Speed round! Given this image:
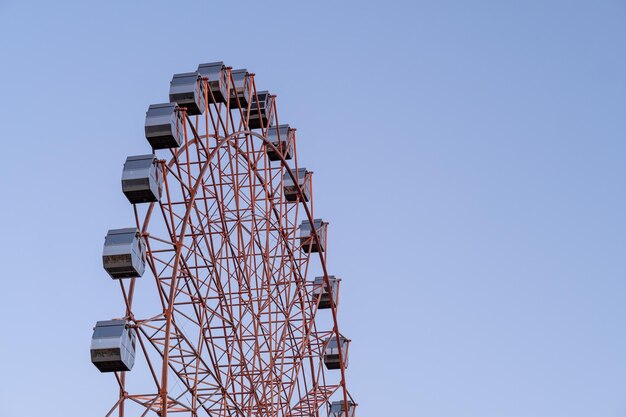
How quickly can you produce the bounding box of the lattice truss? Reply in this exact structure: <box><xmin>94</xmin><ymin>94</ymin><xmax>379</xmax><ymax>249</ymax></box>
<box><xmin>100</xmin><ymin>66</ymin><xmax>354</xmax><ymax>417</ymax></box>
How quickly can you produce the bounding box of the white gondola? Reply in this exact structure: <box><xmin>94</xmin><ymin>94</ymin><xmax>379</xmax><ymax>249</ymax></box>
<box><xmin>323</xmin><ymin>334</ymin><xmax>349</xmax><ymax>370</ymax></box>
<box><xmin>329</xmin><ymin>400</ymin><xmax>356</xmax><ymax>417</ymax></box>
<box><xmin>197</xmin><ymin>61</ymin><xmax>228</xmax><ymax>103</ymax></box>
<box><xmin>90</xmin><ymin>320</ymin><xmax>136</xmax><ymax>372</ymax></box>
<box><xmin>229</xmin><ymin>69</ymin><xmax>250</xmax><ymax>107</ymax></box>
<box><xmin>284</xmin><ymin>168</ymin><xmax>311</xmax><ymax>202</ymax></box>
<box><xmin>313</xmin><ymin>276</ymin><xmax>339</xmax><ymax>309</ymax></box>
<box><xmin>169</xmin><ymin>72</ymin><xmax>205</xmax><ymax>115</ymax></box>
<box><xmin>266</xmin><ymin>124</ymin><xmax>294</xmax><ymax>161</ymax></box>
<box><xmin>299</xmin><ymin>218</ymin><xmax>326</xmax><ymax>253</ymax></box>
<box><xmin>121</xmin><ymin>154</ymin><xmax>162</xmax><ymax>204</ymax></box>
<box><xmin>102</xmin><ymin>228</ymin><xmax>146</xmax><ymax>279</ymax></box>
<box><xmin>144</xmin><ymin>103</ymin><xmax>184</xmax><ymax>149</ymax></box>
<box><xmin>248</xmin><ymin>90</ymin><xmax>274</xmax><ymax>129</ymax></box>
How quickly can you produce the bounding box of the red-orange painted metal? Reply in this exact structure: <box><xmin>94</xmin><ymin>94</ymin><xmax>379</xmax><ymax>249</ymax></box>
<box><xmin>104</xmin><ymin>67</ymin><xmax>355</xmax><ymax>417</ymax></box>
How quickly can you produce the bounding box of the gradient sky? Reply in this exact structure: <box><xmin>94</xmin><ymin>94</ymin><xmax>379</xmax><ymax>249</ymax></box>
<box><xmin>0</xmin><ymin>1</ymin><xmax>625</xmax><ymax>416</ymax></box>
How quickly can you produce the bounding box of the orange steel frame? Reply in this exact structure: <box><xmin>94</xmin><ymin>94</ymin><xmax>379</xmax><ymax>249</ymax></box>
<box><xmin>105</xmin><ymin>68</ymin><xmax>355</xmax><ymax>417</ymax></box>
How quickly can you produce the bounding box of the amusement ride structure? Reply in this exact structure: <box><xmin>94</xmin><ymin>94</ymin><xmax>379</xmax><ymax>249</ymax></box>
<box><xmin>90</xmin><ymin>61</ymin><xmax>356</xmax><ymax>417</ymax></box>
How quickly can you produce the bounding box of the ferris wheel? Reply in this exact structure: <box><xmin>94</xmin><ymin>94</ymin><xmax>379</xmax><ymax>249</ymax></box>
<box><xmin>90</xmin><ymin>61</ymin><xmax>356</xmax><ymax>417</ymax></box>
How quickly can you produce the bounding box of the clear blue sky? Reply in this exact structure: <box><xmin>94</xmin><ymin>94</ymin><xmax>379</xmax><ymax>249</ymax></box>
<box><xmin>0</xmin><ymin>1</ymin><xmax>625</xmax><ymax>416</ymax></box>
